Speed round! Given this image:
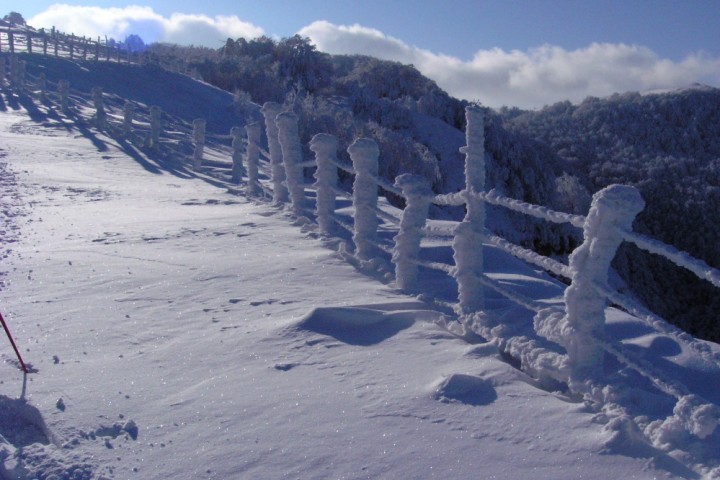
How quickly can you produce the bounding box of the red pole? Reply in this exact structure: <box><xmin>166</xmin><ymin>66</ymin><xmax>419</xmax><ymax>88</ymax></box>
<box><xmin>0</xmin><ymin>311</ymin><xmax>28</xmax><ymax>373</ymax></box>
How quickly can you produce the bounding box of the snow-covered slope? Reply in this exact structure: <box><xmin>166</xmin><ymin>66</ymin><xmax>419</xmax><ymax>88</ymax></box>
<box><xmin>0</xmin><ymin>58</ymin><xmax>719</xmax><ymax>479</ymax></box>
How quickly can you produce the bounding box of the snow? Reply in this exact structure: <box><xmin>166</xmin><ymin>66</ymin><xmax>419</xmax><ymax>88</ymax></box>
<box><xmin>261</xmin><ymin>102</ymin><xmax>288</xmax><ymax>205</ymax></box>
<box><xmin>0</xmin><ymin>57</ymin><xmax>719</xmax><ymax>479</ymax></box>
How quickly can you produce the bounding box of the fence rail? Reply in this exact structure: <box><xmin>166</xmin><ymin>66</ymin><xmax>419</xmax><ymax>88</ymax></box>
<box><xmin>0</xmin><ymin>24</ymin><xmax>140</xmax><ymax>64</ymax></box>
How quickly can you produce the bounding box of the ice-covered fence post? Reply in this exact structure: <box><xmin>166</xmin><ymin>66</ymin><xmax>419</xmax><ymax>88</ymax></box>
<box><xmin>38</xmin><ymin>73</ymin><xmax>47</xmax><ymax>101</ymax></box>
<box><xmin>123</xmin><ymin>100</ymin><xmax>134</xmax><ymax>138</ymax></box>
<box><xmin>92</xmin><ymin>87</ymin><xmax>105</xmax><ymax>129</ymax></box>
<box><xmin>9</xmin><ymin>56</ymin><xmax>19</xmax><ymax>91</ymax></box>
<box><xmin>309</xmin><ymin>133</ymin><xmax>338</xmax><ymax>235</ymax></box>
<box><xmin>275</xmin><ymin>112</ymin><xmax>306</xmax><ymax>215</ymax></box>
<box><xmin>16</xmin><ymin>60</ymin><xmax>25</xmax><ymax>92</ymax></box>
<box><xmin>0</xmin><ymin>60</ymin><xmax>6</xmax><ymax>86</ymax></box>
<box><xmin>245</xmin><ymin>122</ymin><xmax>262</xmax><ymax>197</ymax></box>
<box><xmin>149</xmin><ymin>105</ymin><xmax>162</xmax><ymax>151</ymax></box>
<box><xmin>192</xmin><ymin>118</ymin><xmax>206</xmax><ymax>171</ymax></box>
<box><xmin>261</xmin><ymin>102</ymin><xmax>289</xmax><ymax>204</ymax></box>
<box><xmin>563</xmin><ymin>184</ymin><xmax>645</xmax><ymax>384</ymax></box>
<box><xmin>231</xmin><ymin>126</ymin><xmax>246</xmax><ymax>184</ymax></box>
<box><xmin>393</xmin><ymin>174</ymin><xmax>432</xmax><ymax>292</ymax></box>
<box><xmin>58</xmin><ymin>80</ymin><xmax>70</xmax><ymax>112</ymax></box>
<box><xmin>348</xmin><ymin>138</ymin><xmax>380</xmax><ymax>260</ymax></box>
<box><xmin>452</xmin><ymin>106</ymin><xmax>486</xmax><ymax>314</ymax></box>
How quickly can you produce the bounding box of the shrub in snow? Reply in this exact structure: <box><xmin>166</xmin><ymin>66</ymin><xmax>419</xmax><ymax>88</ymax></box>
<box><xmin>309</xmin><ymin>133</ymin><xmax>338</xmax><ymax>235</ymax></box>
<box><xmin>149</xmin><ymin>106</ymin><xmax>162</xmax><ymax>151</ymax></box>
<box><xmin>453</xmin><ymin>106</ymin><xmax>486</xmax><ymax>314</ymax></box>
<box><xmin>261</xmin><ymin>102</ymin><xmax>289</xmax><ymax>204</ymax></box>
<box><xmin>275</xmin><ymin>112</ymin><xmax>306</xmax><ymax>215</ymax></box>
<box><xmin>392</xmin><ymin>174</ymin><xmax>432</xmax><ymax>292</ymax></box>
<box><xmin>563</xmin><ymin>184</ymin><xmax>645</xmax><ymax>383</ymax></box>
<box><xmin>231</xmin><ymin>126</ymin><xmax>246</xmax><ymax>184</ymax></box>
<box><xmin>244</xmin><ymin>122</ymin><xmax>262</xmax><ymax>197</ymax></box>
<box><xmin>192</xmin><ymin>119</ymin><xmax>206</xmax><ymax>171</ymax></box>
<box><xmin>348</xmin><ymin>138</ymin><xmax>379</xmax><ymax>260</ymax></box>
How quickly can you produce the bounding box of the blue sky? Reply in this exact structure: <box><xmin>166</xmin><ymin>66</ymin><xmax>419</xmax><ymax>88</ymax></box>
<box><xmin>17</xmin><ymin>1</ymin><xmax>720</xmax><ymax>108</ymax></box>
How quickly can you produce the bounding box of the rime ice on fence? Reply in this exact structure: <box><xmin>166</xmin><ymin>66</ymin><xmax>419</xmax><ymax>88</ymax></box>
<box><xmin>230</xmin><ymin>127</ymin><xmax>246</xmax><ymax>184</ymax></box>
<box><xmin>348</xmin><ymin>138</ymin><xmax>380</xmax><ymax>260</ymax></box>
<box><xmin>92</xmin><ymin>87</ymin><xmax>105</xmax><ymax>129</ymax></box>
<box><xmin>563</xmin><ymin>184</ymin><xmax>645</xmax><ymax>383</ymax></box>
<box><xmin>310</xmin><ymin>133</ymin><xmax>339</xmax><ymax>235</ymax></box>
<box><xmin>192</xmin><ymin>119</ymin><xmax>206</xmax><ymax>171</ymax></box>
<box><xmin>58</xmin><ymin>80</ymin><xmax>70</xmax><ymax>112</ymax></box>
<box><xmin>452</xmin><ymin>106</ymin><xmax>486</xmax><ymax>314</ymax></box>
<box><xmin>149</xmin><ymin>106</ymin><xmax>162</xmax><ymax>151</ymax></box>
<box><xmin>261</xmin><ymin>102</ymin><xmax>289</xmax><ymax>204</ymax></box>
<box><xmin>123</xmin><ymin>101</ymin><xmax>134</xmax><ymax>138</ymax></box>
<box><xmin>393</xmin><ymin>174</ymin><xmax>432</xmax><ymax>292</ymax></box>
<box><xmin>245</xmin><ymin>122</ymin><xmax>262</xmax><ymax>197</ymax></box>
<box><xmin>275</xmin><ymin>112</ymin><xmax>306</xmax><ymax>215</ymax></box>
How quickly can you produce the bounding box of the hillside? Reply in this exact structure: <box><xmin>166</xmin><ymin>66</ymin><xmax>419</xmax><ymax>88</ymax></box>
<box><xmin>0</xmin><ymin>51</ymin><xmax>718</xmax><ymax>479</ymax></box>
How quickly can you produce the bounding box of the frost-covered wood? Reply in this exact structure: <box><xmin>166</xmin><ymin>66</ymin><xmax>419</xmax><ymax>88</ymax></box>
<box><xmin>245</xmin><ymin>122</ymin><xmax>262</xmax><ymax>197</ymax></box>
<box><xmin>275</xmin><ymin>112</ymin><xmax>306</xmax><ymax>215</ymax></box>
<box><xmin>149</xmin><ymin>106</ymin><xmax>162</xmax><ymax>151</ymax></box>
<box><xmin>309</xmin><ymin>133</ymin><xmax>338</xmax><ymax>235</ymax></box>
<box><xmin>393</xmin><ymin>174</ymin><xmax>432</xmax><ymax>292</ymax></box>
<box><xmin>452</xmin><ymin>106</ymin><xmax>486</xmax><ymax>314</ymax></box>
<box><xmin>58</xmin><ymin>80</ymin><xmax>70</xmax><ymax>112</ymax></box>
<box><xmin>92</xmin><ymin>87</ymin><xmax>105</xmax><ymax>130</ymax></box>
<box><xmin>261</xmin><ymin>102</ymin><xmax>288</xmax><ymax>204</ymax></box>
<box><xmin>231</xmin><ymin>126</ymin><xmax>246</xmax><ymax>184</ymax></box>
<box><xmin>192</xmin><ymin>118</ymin><xmax>206</xmax><ymax>171</ymax></box>
<box><xmin>563</xmin><ymin>184</ymin><xmax>645</xmax><ymax>383</ymax></box>
<box><xmin>123</xmin><ymin>101</ymin><xmax>134</xmax><ymax>138</ymax></box>
<box><xmin>348</xmin><ymin>138</ymin><xmax>380</xmax><ymax>260</ymax></box>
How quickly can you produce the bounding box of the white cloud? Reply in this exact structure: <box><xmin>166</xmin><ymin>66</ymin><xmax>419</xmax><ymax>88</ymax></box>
<box><xmin>29</xmin><ymin>4</ymin><xmax>264</xmax><ymax>48</ymax></box>
<box><xmin>299</xmin><ymin>20</ymin><xmax>720</xmax><ymax>109</ymax></box>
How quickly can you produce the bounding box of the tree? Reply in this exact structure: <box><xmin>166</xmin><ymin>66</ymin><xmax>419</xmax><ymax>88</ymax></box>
<box><xmin>3</xmin><ymin>11</ymin><xmax>26</xmax><ymax>25</ymax></box>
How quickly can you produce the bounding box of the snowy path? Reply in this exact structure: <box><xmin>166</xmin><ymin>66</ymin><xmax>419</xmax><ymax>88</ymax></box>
<box><xmin>0</xmin><ymin>101</ymin><xmax>709</xmax><ymax>479</ymax></box>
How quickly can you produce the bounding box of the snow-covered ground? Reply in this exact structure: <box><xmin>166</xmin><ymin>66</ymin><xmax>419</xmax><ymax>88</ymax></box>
<box><xmin>0</xmin><ymin>58</ymin><xmax>719</xmax><ymax>479</ymax></box>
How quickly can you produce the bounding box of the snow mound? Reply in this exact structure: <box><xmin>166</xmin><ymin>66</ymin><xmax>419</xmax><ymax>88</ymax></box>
<box><xmin>292</xmin><ymin>307</ymin><xmax>415</xmax><ymax>346</ymax></box>
<box><xmin>432</xmin><ymin>373</ymin><xmax>498</xmax><ymax>406</ymax></box>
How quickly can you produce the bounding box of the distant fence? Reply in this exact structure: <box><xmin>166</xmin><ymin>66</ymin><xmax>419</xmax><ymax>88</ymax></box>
<box><xmin>0</xmin><ymin>23</ymin><xmax>140</xmax><ymax>64</ymax></box>
<box><xmin>3</xmin><ymin>63</ymin><xmax>719</xmax><ymax>452</ymax></box>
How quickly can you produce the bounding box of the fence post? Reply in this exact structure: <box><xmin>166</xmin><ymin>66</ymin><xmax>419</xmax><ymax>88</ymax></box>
<box><xmin>38</xmin><ymin>72</ymin><xmax>47</xmax><ymax>100</ymax></box>
<box><xmin>0</xmin><ymin>59</ymin><xmax>5</xmax><ymax>85</ymax></box>
<box><xmin>393</xmin><ymin>174</ymin><xmax>432</xmax><ymax>292</ymax></box>
<box><xmin>92</xmin><ymin>87</ymin><xmax>105</xmax><ymax>129</ymax></box>
<box><xmin>261</xmin><ymin>102</ymin><xmax>289</xmax><ymax>204</ymax></box>
<box><xmin>563</xmin><ymin>184</ymin><xmax>645</xmax><ymax>384</ymax></box>
<box><xmin>123</xmin><ymin>100</ymin><xmax>134</xmax><ymax>138</ymax></box>
<box><xmin>348</xmin><ymin>138</ymin><xmax>380</xmax><ymax>260</ymax></box>
<box><xmin>245</xmin><ymin>122</ymin><xmax>262</xmax><ymax>197</ymax></box>
<box><xmin>26</xmin><ymin>31</ymin><xmax>32</xmax><ymax>54</ymax></box>
<box><xmin>309</xmin><ymin>133</ymin><xmax>338</xmax><ymax>235</ymax></box>
<box><xmin>192</xmin><ymin>118</ymin><xmax>206</xmax><ymax>171</ymax></box>
<box><xmin>452</xmin><ymin>106</ymin><xmax>486</xmax><ymax>314</ymax></box>
<box><xmin>58</xmin><ymin>79</ymin><xmax>69</xmax><ymax>112</ymax></box>
<box><xmin>150</xmin><ymin>105</ymin><xmax>162</xmax><ymax>151</ymax></box>
<box><xmin>231</xmin><ymin>126</ymin><xmax>246</xmax><ymax>184</ymax></box>
<box><xmin>69</xmin><ymin>34</ymin><xmax>74</xmax><ymax>59</ymax></box>
<box><xmin>275</xmin><ymin>112</ymin><xmax>306</xmax><ymax>215</ymax></box>
<box><xmin>8</xmin><ymin>31</ymin><xmax>14</xmax><ymax>54</ymax></box>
